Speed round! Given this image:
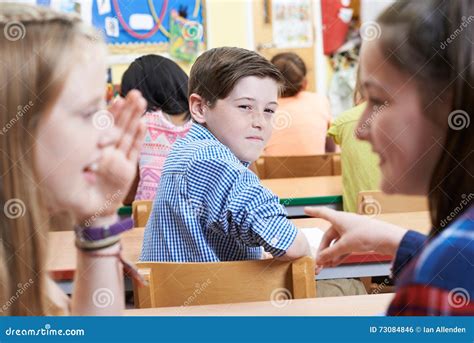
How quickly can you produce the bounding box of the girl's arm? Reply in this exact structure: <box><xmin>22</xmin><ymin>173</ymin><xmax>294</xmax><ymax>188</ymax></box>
<box><xmin>67</xmin><ymin>91</ymin><xmax>147</xmax><ymax>315</ymax></box>
<box><xmin>71</xmin><ymin>215</ymin><xmax>124</xmax><ymax>316</ymax></box>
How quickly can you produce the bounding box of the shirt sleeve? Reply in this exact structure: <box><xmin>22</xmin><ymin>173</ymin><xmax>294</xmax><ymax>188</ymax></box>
<box><xmin>185</xmin><ymin>148</ymin><xmax>297</xmax><ymax>257</ymax></box>
<box><xmin>327</xmin><ymin>122</ymin><xmax>341</xmax><ymax>145</ymax></box>
<box><xmin>387</xmin><ymin>284</ymin><xmax>474</xmax><ymax>316</ymax></box>
<box><xmin>391</xmin><ymin>230</ymin><xmax>426</xmax><ymax>279</ymax></box>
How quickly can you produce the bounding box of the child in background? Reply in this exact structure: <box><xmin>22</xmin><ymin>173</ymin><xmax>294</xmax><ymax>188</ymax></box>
<box><xmin>327</xmin><ymin>70</ymin><xmax>381</xmax><ymax>213</ymax></box>
<box><xmin>141</xmin><ymin>47</ymin><xmax>311</xmax><ymax>263</ymax></box>
<box><xmin>264</xmin><ymin>52</ymin><xmax>335</xmax><ymax>156</ymax></box>
<box><xmin>120</xmin><ymin>55</ymin><xmax>192</xmax><ymax>202</ymax></box>
<box><xmin>0</xmin><ymin>4</ymin><xmax>146</xmax><ymax>315</ymax></box>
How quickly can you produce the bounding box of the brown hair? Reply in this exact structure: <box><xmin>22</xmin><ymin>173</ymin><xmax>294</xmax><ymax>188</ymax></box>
<box><xmin>188</xmin><ymin>47</ymin><xmax>284</xmax><ymax>107</ymax></box>
<box><xmin>377</xmin><ymin>0</ymin><xmax>474</xmax><ymax>233</ymax></box>
<box><xmin>353</xmin><ymin>65</ymin><xmax>365</xmax><ymax>105</ymax></box>
<box><xmin>271</xmin><ymin>52</ymin><xmax>307</xmax><ymax>98</ymax></box>
<box><xmin>0</xmin><ymin>4</ymin><xmax>103</xmax><ymax>315</ymax></box>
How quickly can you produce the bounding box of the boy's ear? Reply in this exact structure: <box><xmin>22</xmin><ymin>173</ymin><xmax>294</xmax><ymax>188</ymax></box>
<box><xmin>189</xmin><ymin>93</ymin><xmax>207</xmax><ymax>124</ymax></box>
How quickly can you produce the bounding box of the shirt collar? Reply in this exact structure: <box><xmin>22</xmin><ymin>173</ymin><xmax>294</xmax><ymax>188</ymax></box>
<box><xmin>187</xmin><ymin>122</ymin><xmax>219</xmax><ymax>141</ymax></box>
<box><xmin>187</xmin><ymin>123</ymin><xmax>251</xmax><ymax>167</ymax></box>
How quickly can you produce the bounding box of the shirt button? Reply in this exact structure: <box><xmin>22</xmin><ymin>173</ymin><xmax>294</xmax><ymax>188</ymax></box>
<box><xmin>270</xmin><ymin>236</ymin><xmax>279</xmax><ymax>245</ymax></box>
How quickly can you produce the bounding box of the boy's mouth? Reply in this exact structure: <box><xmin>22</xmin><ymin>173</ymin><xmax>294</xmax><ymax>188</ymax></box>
<box><xmin>246</xmin><ymin>136</ymin><xmax>264</xmax><ymax>141</ymax></box>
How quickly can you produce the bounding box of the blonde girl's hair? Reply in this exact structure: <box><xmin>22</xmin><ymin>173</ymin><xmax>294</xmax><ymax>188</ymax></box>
<box><xmin>0</xmin><ymin>3</ymin><xmax>103</xmax><ymax>315</ymax></box>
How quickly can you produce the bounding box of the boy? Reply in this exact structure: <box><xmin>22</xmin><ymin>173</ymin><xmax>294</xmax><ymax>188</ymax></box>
<box><xmin>141</xmin><ymin>47</ymin><xmax>311</xmax><ymax>262</ymax></box>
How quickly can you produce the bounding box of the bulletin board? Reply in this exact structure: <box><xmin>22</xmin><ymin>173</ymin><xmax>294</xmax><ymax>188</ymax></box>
<box><xmin>36</xmin><ymin>0</ymin><xmax>206</xmax><ymax>58</ymax></box>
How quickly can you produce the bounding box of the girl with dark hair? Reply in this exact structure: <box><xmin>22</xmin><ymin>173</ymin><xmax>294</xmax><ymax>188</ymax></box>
<box><xmin>306</xmin><ymin>0</ymin><xmax>473</xmax><ymax>315</ymax></box>
<box><xmin>121</xmin><ymin>54</ymin><xmax>192</xmax><ymax>202</ymax></box>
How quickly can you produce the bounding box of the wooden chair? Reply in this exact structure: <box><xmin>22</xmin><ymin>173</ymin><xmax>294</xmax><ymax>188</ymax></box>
<box><xmin>133</xmin><ymin>256</ymin><xmax>316</xmax><ymax>308</ymax></box>
<box><xmin>357</xmin><ymin>191</ymin><xmax>428</xmax><ymax>215</ymax></box>
<box><xmin>255</xmin><ymin>153</ymin><xmax>341</xmax><ymax>179</ymax></box>
<box><xmin>132</xmin><ymin>200</ymin><xmax>153</xmax><ymax>227</ymax></box>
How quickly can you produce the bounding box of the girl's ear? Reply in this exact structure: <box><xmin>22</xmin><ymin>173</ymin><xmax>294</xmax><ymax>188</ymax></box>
<box><xmin>189</xmin><ymin>93</ymin><xmax>207</xmax><ymax>124</ymax></box>
<box><xmin>300</xmin><ymin>78</ymin><xmax>308</xmax><ymax>92</ymax></box>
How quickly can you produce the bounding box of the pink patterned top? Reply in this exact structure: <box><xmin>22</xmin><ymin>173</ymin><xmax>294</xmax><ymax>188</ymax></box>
<box><xmin>135</xmin><ymin>110</ymin><xmax>192</xmax><ymax>201</ymax></box>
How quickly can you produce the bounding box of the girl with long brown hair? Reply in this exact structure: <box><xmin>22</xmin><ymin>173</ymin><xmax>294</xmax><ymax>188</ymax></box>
<box><xmin>0</xmin><ymin>4</ymin><xmax>146</xmax><ymax>315</ymax></box>
<box><xmin>306</xmin><ymin>0</ymin><xmax>473</xmax><ymax>315</ymax></box>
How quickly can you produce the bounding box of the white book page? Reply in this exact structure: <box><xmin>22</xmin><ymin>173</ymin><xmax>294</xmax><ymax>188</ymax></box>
<box><xmin>300</xmin><ymin>228</ymin><xmax>325</xmax><ymax>256</ymax></box>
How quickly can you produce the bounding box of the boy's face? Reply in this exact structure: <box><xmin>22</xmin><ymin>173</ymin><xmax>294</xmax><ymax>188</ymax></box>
<box><xmin>195</xmin><ymin>76</ymin><xmax>279</xmax><ymax>163</ymax></box>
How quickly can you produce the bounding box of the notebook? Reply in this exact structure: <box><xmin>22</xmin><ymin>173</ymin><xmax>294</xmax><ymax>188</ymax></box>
<box><xmin>301</xmin><ymin>228</ymin><xmax>325</xmax><ymax>256</ymax></box>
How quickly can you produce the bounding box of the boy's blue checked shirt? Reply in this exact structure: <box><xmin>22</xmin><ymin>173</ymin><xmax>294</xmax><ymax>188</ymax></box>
<box><xmin>140</xmin><ymin>123</ymin><xmax>298</xmax><ymax>262</ymax></box>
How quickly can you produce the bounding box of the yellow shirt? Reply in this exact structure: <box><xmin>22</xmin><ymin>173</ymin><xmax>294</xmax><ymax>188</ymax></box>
<box><xmin>264</xmin><ymin>91</ymin><xmax>331</xmax><ymax>156</ymax></box>
<box><xmin>327</xmin><ymin>103</ymin><xmax>381</xmax><ymax>212</ymax></box>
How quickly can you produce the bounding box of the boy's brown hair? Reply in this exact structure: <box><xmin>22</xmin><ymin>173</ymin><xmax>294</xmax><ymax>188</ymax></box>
<box><xmin>188</xmin><ymin>47</ymin><xmax>284</xmax><ymax>107</ymax></box>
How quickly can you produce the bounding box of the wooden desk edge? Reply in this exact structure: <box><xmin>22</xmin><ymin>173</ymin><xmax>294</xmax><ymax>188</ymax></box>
<box><xmin>124</xmin><ymin>293</ymin><xmax>394</xmax><ymax>316</ymax></box>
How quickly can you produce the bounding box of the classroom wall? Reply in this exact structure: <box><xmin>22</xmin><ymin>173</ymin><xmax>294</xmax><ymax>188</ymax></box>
<box><xmin>110</xmin><ymin>0</ymin><xmax>253</xmax><ymax>84</ymax></box>
<box><xmin>206</xmin><ymin>0</ymin><xmax>253</xmax><ymax>49</ymax></box>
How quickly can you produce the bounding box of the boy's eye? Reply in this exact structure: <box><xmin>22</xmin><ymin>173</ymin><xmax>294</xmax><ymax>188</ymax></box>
<box><xmin>238</xmin><ymin>105</ymin><xmax>252</xmax><ymax>111</ymax></box>
<box><xmin>264</xmin><ymin>108</ymin><xmax>275</xmax><ymax>114</ymax></box>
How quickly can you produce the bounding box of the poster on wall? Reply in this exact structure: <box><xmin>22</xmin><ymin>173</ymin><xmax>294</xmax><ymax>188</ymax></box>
<box><xmin>35</xmin><ymin>0</ymin><xmax>205</xmax><ymax>53</ymax></box>
<box><xmin>272</xmin><ymin>0</ymin><xmax>313</xmax><ymax>48</ymax></box>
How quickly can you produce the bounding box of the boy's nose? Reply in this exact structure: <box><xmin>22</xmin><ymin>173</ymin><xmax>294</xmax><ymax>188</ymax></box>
<box><xmin>251</xmin><ymin>111</ymin><xmax>264</xmax><ymax>129</ymax></box>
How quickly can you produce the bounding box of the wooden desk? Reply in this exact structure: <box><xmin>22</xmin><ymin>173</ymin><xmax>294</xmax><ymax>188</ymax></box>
<box><xmin>261</xmin><ymin>176</ymin><xmax>343</xmax><ymax>216</ymax></box>
<box><xmin>48</xmin><ymin>227</ymin><xmax>145</xmax><ymax>282</ymax></box>
<box><xmin>118</xmin><ymin>176</ymin><xmax>343</xmax><ymax>217</ymax></box>
<box><xmin>125</xmin><ymin>293</ymin><xmax>394</xmax><ymax>316</ymax></box>
<box><xmin>48</xmin><ymin>212</ymin><xmax>431</xmax><ymax>284</ymax></box>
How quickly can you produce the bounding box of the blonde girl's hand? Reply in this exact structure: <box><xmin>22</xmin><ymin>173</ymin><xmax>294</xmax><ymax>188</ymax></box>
<box><xmin>82</xmin><ymin>90</ymin><xmax>146</xmax><ymax>224</ymax></box>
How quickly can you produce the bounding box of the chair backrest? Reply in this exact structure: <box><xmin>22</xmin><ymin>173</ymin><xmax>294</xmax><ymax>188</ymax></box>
<box><xmin>133</xmin><ymin>256</ymin><xmax>316</xmax><ymax>308</ymax></box>
<box><xmin>256</xmin><ymin>153</ymin><xmax>341</xmax><ymax>179</ymax></box>
<box><xmin>357</xmin><ymin>191</ymin><xmax>428</xmax><ymax>215</ymax></box>
<box><xmin>132</xmin><ymin>200</ymin><xmax>153</xmax><ymax>227</ymax></box>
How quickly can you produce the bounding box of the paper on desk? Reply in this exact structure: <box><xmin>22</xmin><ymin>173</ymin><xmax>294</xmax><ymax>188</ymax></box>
<box><xmin>300</xmin><ymin>228</ymin><xmax>324</xmax><ymax>256</ymax></box>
